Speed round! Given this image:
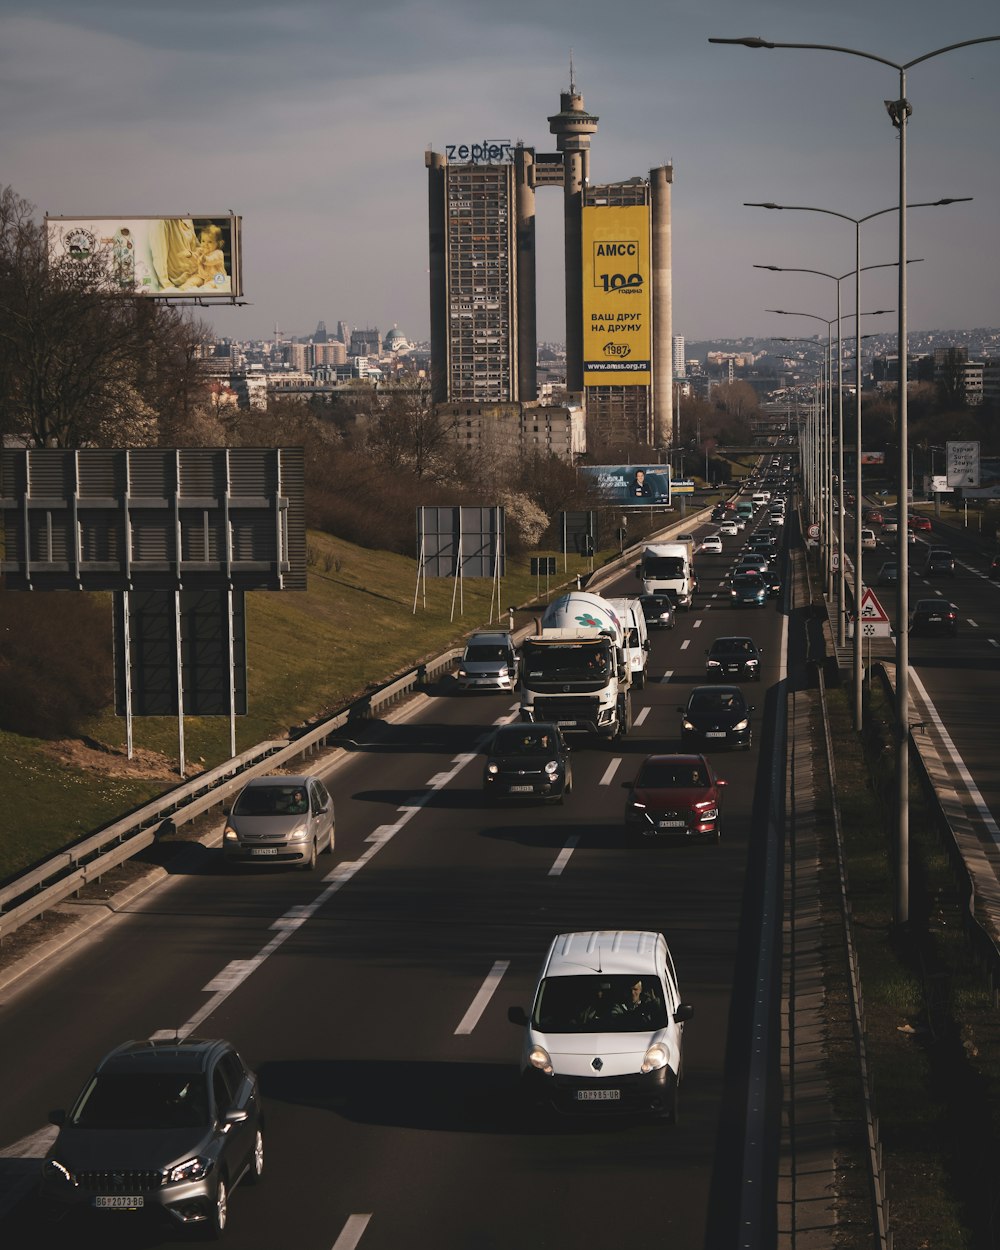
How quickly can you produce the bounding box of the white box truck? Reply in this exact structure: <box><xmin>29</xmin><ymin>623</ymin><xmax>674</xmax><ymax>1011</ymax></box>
<box><xmin>637</xmin><ymin>541</ymin><xmax>698</xmax><ymax>609</ymax></box>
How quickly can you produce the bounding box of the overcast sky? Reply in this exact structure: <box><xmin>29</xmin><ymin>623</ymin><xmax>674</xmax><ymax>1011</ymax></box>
<box><xmin>3</xmin><ymin>0</ymin><xmax>998</xmax><ymax>346</ymax></box>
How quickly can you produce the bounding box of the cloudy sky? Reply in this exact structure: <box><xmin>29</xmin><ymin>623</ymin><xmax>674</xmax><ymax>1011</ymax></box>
<box><xmin>3</xmin><ymin>0</ymin><xmax>998</xmax><ymax>346</ymax></box>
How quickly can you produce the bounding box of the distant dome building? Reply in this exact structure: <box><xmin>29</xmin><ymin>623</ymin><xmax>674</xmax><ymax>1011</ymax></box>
<box><xmin>384</xmin><ymin>325</ymin><xmax>411</xmax><ymax>353</ymax></box>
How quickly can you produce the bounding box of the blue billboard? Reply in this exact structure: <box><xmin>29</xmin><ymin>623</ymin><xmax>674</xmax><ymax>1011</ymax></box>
<box><xmin>579</xmin><ymin>464</ymin><xmax>672</xmax><ymax>508</ymax></box>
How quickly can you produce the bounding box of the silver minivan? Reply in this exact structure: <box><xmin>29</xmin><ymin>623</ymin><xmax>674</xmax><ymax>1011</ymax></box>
<box><xmin>455</xmin><ymin>631</ymin><xmax>519</xmax><ymax>692</ymax></box>
<box><xmin>223</xmin><ymin>775</ymin><xmax>334</xmax><ymax>870</ymax></box>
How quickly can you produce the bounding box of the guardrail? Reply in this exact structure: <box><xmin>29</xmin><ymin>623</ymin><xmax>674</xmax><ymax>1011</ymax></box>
<box><xmin>0</xmin><ymin>505</ymin><xmax>714</xmax><ymax>945</ymax></box>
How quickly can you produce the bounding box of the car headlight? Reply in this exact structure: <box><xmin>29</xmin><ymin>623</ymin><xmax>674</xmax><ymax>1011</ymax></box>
<box><xmin>694</xmin><ymin>806</ymin><xmax>718</xmax><ymax>820</ymax></box>
<box><xmin>43</xmin><ymin>1158</ymin><xmax>75</xmax><ymax>1185</ymax></box>
<box><xmin>733</xmin><ymin>719</ymin><xmax>749</xmax><ymax>731</ymax></box>
<box><xmin>641</xmin><ymin>1044</ymin><xmax>669</xmax><ymax>1074</ymax></box>
<box><xmin>457</xmin><ymin>669</ymin><xmax>467</xmax><ymax>678</ymax></box>
<box><xmin>745</xmin><ymin>658</ymin><xmax>758</xmax><ymax>667</ymax></box>
<box><xmin>682</xmin><ymin>719</ymin><xmax>696</xmax><ymax>731</ymax></box>
<box><xmin>528</xmin><ymin>1045</ymin><xmax>553</xmax><ymax>1075</ymax></box>
<box><xmin>287</xmin><ymin>824</ymin><xmax>309</xmax><ymax>840</ymax></box>
<box><xmin>730</xmin><ymin>589</ymin><xmax>738</xmax><ymax>598</ymax></box>
<box><xmin>486</xmin><ymin>762</ymin><xmax>499</xmax><ymax>776</ymax></box>
<box><xmin>707</xmin><ymin>660</ymin><xmax>721</xmax><ymax>669</ymax></box>
<box><xmin>223</xmin><ymin>825</ymin><xmax>239</xmax><ymax>841</ymax></box>
<box><xmin>166</xmin><ymin>1155</ymin><xmax>212</xmax><ymax>1184</ymax></box>
<box><xmin>544</xmin><ymin>760</ymin><xmax>559</xmax><ymax>776</ymax></box>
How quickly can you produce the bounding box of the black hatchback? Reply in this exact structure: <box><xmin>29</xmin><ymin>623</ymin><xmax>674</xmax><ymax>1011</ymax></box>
<box><xmin>705</xmin><ymin>636</ymin><xmax>763</xmax><ymax>681</ymax></box>
<box><xmin>639</xmin><ymin>593</ymin><xmax>676</xmax><ymax>630</ymax></box>
<box><xmin>679</xmin><ymin>685</ymin><xmax>754</xmax><ymax>751</ymax></box>
<box><xmin>483</xmin><ymin>722</ymin><xmax>573</xmax><ymax>804</ymax></box>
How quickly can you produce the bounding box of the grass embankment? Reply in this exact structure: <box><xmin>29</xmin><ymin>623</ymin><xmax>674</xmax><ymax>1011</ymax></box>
<box><xmin>0</xmin><ymin>530</ymin><xmax>605</xmax><ymax>882</ymax></box>
<box><xmin>824</xmin><ymin>684</ymin><xmax>1000</xmax><ymax>1249</ymax></box>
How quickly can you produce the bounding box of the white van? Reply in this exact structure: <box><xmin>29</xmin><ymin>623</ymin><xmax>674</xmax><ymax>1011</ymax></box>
<box><xmin>607</xmin><ymin>596</ymin><xmax>650</xmax><ymax>689</ymax></box>
<box><xmin>752</xmin><ymin>491</ymin><xmax>771</xmax><ymax>507</ymax></box>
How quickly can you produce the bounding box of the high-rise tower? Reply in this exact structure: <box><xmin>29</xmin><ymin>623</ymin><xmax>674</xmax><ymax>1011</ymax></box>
<box><xmin>548</xmin><ymin>73</ymin><xmax>599</xmax><ymax>395</ymax></box>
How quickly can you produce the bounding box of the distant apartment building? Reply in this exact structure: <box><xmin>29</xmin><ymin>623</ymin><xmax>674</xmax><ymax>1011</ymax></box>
<box><xmin>437</xmin><ymin>400</ymin><xmax>585</xmax><ymax>462</ymax></box>
<box><xmin>672</xmin><ymin>335</ymin><xmax>685</xmax><ymax>378</ymax></box>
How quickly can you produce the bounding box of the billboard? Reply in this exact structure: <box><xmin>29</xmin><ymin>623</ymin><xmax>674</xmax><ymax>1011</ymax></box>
<box><xmin>46</xmin><ymin>215</ymin><xmax>242</xmax><ymax>299</ymax></box>
<box><xmin>582</xmin><ymin>205</ymin><xmax>651</xmax><ymax>387</ymax></box>
<box><xmin>579</xmin><ymin>464</ymin><xmax>671</xmax><ymax>508</ymax></box>
<box><xmin>860</xmin><ymin>451</ymin><xmax>886</xmax><ymax>465</ymax></box>
<box><xmin>946</xmin><ymin>440</ymin><xmax>980</xmax><ymax>488</ymax></box>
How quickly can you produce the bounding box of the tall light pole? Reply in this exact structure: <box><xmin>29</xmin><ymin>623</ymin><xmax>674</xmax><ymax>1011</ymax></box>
<box><xmin>746</xmin><ymin>201</ymin><xmax>969</xmax><ymax>730</ymax></box>
<box><xmin>712</xmin><ymin>32</ymin><xmax>999</xmax><ymax>927</ymax></box>
<box><xmin>755</xmin><ymin>260</ymin><xmax>922</xmax><ymax>652</ymax></box>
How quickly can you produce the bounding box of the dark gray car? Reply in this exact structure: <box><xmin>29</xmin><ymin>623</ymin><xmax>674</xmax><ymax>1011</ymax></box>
<box><xmin>41</xmin><ymin>1037</ymin><xmax>263</xmax><ymax>1239</ymax></box>
<box><xmin>223</xmin><ymin>775</ymin><xmax>334</xmax><ymax>869</ymax></box>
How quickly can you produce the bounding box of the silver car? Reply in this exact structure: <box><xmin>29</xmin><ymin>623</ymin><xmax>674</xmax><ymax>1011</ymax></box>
<box><xmin>223</xmin><ymin>775</ymin><xmax>334</xmax><ymax>870</ymax></box>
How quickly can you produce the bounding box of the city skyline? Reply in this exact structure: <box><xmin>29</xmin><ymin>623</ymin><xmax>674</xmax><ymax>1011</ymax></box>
<box><xmin>3</xmin><ymin>1</ymin><xmax>998</xmax><ymax>347</ymax></box>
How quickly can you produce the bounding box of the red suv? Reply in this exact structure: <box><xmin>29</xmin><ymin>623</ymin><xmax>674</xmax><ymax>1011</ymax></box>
<box><xmin>623</xmin><ymin>753</ymin><xmax>727</xmax><ymax>843</ymax></box>
<box><xmin>864</xmin><ymin>508</ymin><xmax>883</xmax><ymax>525</ymax></box>
<box><xmin>908</xmin><ymin>514</ymin><xmax>932</xmax><ymax>532</ymax></box>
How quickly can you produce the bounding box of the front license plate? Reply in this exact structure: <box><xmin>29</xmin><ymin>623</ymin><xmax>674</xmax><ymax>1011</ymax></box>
<box><xmin>94</xmin><ymin>1196</ymin><xmax>144</xmax><ymax>1209</ymax></box>
<box><xmin>706</xmin><ymin>731</ymin><xmax>726</xmax><ymax>738</ymax></box>
<box><xmin>251</xmin><ymin>847</ymin><xmax>279</xmax><ymax>856</ymax></box>
<box><xmin>658</xmin><ymin>820</ymin><xmax>687</xmax><ymax>829</ymax></box>
<box><xmin>575</xmin><ymin>1089</ymin><xmax>620</xmax><ymax>1101</ymax></box>
<box><xmin>509</xmin><ymin>785</ymin><xmax>533</xmax><ymax>793</ymax></box>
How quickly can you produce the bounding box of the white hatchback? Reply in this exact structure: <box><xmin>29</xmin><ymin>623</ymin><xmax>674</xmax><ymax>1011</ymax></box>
<box><xmin>509</xmin><ymin>930</ymin><xmax>693</xmax><ymax>1121</ymax></box>
<box><xmin>700</xmin><ymin>534</ymin><xmax>723</xmax><ymax>554</ymax></box>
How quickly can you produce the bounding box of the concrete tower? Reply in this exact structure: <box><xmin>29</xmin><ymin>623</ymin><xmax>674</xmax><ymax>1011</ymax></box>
<box><xmin>548</xmin><ymin>72</ymin><xmax>598</xmax><ymax>394</ymax></box>
<box><xmin>650</xmin><ymin>164</ymin><xmax>674</xmax><ymax>449</ymax></box>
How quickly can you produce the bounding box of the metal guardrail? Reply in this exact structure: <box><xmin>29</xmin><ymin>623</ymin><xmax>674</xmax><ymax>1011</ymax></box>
<box><xmin>0</xmin><ymin>505</ymin><xmax>716</xmax><ymax>944</ymax></box>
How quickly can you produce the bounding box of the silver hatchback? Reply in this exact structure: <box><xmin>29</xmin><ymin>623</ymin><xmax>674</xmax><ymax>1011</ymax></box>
<box><xmin>223</xmin><ymin>775</ymin><xmax>334</xmax><ymax>870</ymax></box>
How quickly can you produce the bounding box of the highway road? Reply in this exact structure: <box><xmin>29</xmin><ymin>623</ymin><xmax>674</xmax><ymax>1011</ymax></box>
<box><xmin>0</xmin><ymin>509</ymin><xmax>795</xmax><ymax>1249</ymax></box>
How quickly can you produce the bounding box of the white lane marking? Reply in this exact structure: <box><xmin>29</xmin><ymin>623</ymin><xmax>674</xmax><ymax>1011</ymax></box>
<box><xmin>331</xmin><ymin>1214</ymin><xmax>373</xmax><ymax>1249</ymax></box>
<box><xmin>661</xmin><ymin>669</ymin><xmax>674</xmax><ymax>683</ymax></box>
<box><xmin>202</xmin><ymin>959</ymin><xmax>259</xmax><ymax>993</ymax></box>
<box><xmin>600</xmin><ymin>760</ymin><xmax>621</xmax><ymax>786</ymax></box>
<box><xmin>454</xmin><ymin>960</ymin><xmax>510</xmax><ymax>1035</ymax></box>
<box><xmin>680</xmin><ymin>639</ymin><xmax>690</xmax><ymax>651</ymax></box>
<box><xmin>0</xmin><ymin>1125</ymin><xmax>58</xmax><ymax>1158</ymax></box>
<box><xmin>634</xmin><ymin>706</ymin><xmax>650</xmax><ymax>727</ymax></box>
<box><xmin>693</xmin><ymin>619</ymin><xmax>702</xmax><ymax>628</ymax></box>
<box><xmin>909</xmin><ymin>669</ymin><xmax>1000</xmax><ymax>842</ymax></box>
<box><xmin>967</xmin><ymin>619</ymin><xmax>979</xmax><ymax>628</ymax></box>
<box><xmin>549</xmin><ymin>834</ymin><xmax>580</xmax><ymax>878</ymax></box>
<box><xmin>990</xmin><ymin>638</ymin><xmax>999</xmax><ymax>648</ymax></box>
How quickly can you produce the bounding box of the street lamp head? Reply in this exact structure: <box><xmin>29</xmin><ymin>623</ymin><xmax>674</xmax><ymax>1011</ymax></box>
<box><xmin>744</xmin><ymin>201</ymin><xmax>784</xmax><ymax>210</ymax></box>
<box><xmin>709</xmin><ymin>36</ymin><xmax>775</xmax><ymax>48</ymax></box>
<box><xmin>754</xmin><ymin>264</ymin><xmax>782</xmax><ymax>271</ymax></box>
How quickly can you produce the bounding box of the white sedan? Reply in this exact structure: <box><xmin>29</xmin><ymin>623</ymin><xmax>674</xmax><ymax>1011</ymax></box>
<box><xmin>718</xmin><ymin>520</ymin><xmax>740</xmax><ymax>536</ymax></box>
<box><xmin>700</xmin><ymin>534</ymin><xmax>723</xmax><ymax>554</ymax></box>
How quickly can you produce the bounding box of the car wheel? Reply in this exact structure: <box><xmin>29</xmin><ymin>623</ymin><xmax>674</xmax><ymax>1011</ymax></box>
<box><xmin>665</xmin><ymin>1081</ymin><xmax>679</xmax><ymax>1125</ymax></box>
<box><xmin>300</xmin><ymin>838</ymin><xmax>317</xmax><ymax>872</ymax></box>
<box><xmin>247</xmin><ymin>1127</ymin><xmax>264</xmax><ymax>1185</ymax></box>
<box><xmin>323</xmin><ymin>827</ymin><xmax>335</xmax><ymax>854</ymax></box>
<box><xmin>207</xmin><ymin>1176</ymin><xmax>228</xmax><ymax>1240</ymax></box>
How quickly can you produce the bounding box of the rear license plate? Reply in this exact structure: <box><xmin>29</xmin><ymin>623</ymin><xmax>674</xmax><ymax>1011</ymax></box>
<box><xmin>94</xmin><ymin>1196</ymin><xmax>144</xmax><ymax>1209</ymax></box>
<box><xmin>927</xmin><ymin>616</ymin><xmax>942</xmax><ymax>623</ymax></box>
<box><xmin>509</xmin><ymin>785</ymin><xmax>533</xmax><ymax>793</ymax></box>
<box><xmin>251</xmin><ymin>847</ymin><xmax>279</xmax><ymax>856</ymax></box>
<box><xmin>706</xmin><ymin>731</ymin><xmax>726</xmax><ymax>738</ymax></box>
<box><xmin>575</xmin><ymin>1089</ymin><xmax>620</xmax><ymax>1101</ymax></box>
<box><xmin>658</xmin><ymin>820</ymin><xmax>687</xmax><ymax>829</ymax></box>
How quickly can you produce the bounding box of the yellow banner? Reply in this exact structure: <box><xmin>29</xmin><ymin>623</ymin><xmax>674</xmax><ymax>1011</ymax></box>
<box><xmin>582</xmin><ymin>204</ymin><xmax>651</xmax><ymax>387</ymax></box>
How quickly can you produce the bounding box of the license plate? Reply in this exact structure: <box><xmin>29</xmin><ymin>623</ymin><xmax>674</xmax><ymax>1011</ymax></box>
<box><xmin>658</xmin><ymin>820</ymin><xmax>687</xmax><ymax>828</ymax></box>
<box><xmin>251</xmin><ymin>847</ymin><xmax>279</xmax><ymax>856</ymax></box>
<box><xmin>927</xmin><ymin>616</ymin><xmax>941</xmax><ymax>623</ymax></box>
<box><xmin>706</xmin><ymin>731</ymin><xmax>726</xmax><ymax>738</ymax></box>
<box><xmin>575</xmin><ymin>1089</ymin><xmax>620</xmax><ymax>1101</ymax></box>
<box><xmin>94</xmin><ymin>1196</ymin><xmax>144</xmax><ymax>1209</ymax></box>
<box><xmin>509</xmin><ymin>785</ymin><xmax>533</xmax><ymax>793</ymax></box>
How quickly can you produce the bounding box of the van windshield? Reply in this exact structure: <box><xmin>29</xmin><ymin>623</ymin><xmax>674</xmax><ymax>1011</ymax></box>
<box><xmin>532</xmin><ymin>975</ymin><xmax>668</xmax><ymax>1033</ymax></box>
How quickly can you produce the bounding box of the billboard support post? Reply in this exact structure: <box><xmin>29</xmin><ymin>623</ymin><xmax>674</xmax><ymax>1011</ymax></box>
<box><xmin>122</xmin><ymin>593</ymin><xmax>134</xmax><ymax>760</ymax></box>
<box><xmin>174</xmin><ymin>591</ymin><xmax>186</xmax><ymax>779</ymax></box>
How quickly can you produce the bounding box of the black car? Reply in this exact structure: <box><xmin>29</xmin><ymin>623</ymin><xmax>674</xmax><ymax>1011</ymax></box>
<box><xmin>679</xmin><ymin>685</ymin><xmax>754</xmax><ymax>751</ymax></box>
<box><xmin>41</xmin><ymin>1037</ymin><xmax>263</xmax><ymax>1238</ymax></box>
<box><xmin>991</xmin><ymin>554</ymin><xmax>1000</xmax><ymax>581</ymax></box>
<box><xmin>908</xmin><ymin>599</ymin><xmax>958</xmax><ymax>637</ymax></box>
<box><xmin>483</xmin><ymin>722</ymin><xmax>573</xmax><ymax>804</ymax></box>
<box><xmin>705</xmin><ymin>636</ymin><xmax>763</xmax><ymax>681</ymax></box>
<box><xmin>639</xmin><ymin>593</ymin><xmax>676</xmax><ymax>631</ymax></box>
<box><xmin>922</xmin><ymin>548</ymin><xmax>955</xmax><ymax>578</ymax></box>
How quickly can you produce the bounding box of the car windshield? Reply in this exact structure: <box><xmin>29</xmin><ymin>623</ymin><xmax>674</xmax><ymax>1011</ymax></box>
<box><xmin>636</xmin><ymin>762</ymin><xmax>708</xmax><ymax>788</ymax></box>
<box><xmin>234</xmin><ymin>785</ymin><xmax>309</xmax><ymax>816</ymax></box>
<box><xmin>711</xmin><ymin>640</ymin><xmax>753</xmax><ymax>657</ymax></box>
<box><xmin>733</xmin><ymin>572</ymin><xmax>763</xmax><ymax>586</ymax></box>
<box><xmin>522</xmin><ymin>641</ymin><xmax>611</xmax><ymax>683</ymax></box>
<box><xmin>493</xmin><ymin>728</ymin><xmax>555</xmax><ymax>755</ymax></box>
<box><xmin>532</xmin><ymin>975</ymin><xmax>668</xmax><ymax>1033</ymax></box>
<box><xmin>70</xmin><ymin>1073</ymin><xmax>210</xmax><ymax>1130</ymax></box>
<box><xmin>689</xmin><ymin>690</ymin><xmax>744</xmax><ymax>715</ymax></box>
<box><xmin>465</xmin><ymin>644</ymin><xmax>509</xmax><ymax>661</ymax></box>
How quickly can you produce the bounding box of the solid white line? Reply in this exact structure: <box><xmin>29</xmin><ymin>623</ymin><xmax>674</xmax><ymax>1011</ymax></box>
<box><xmin>454</xmin><ymin>960</ymin><xmax>510</xmax><ymax>1035</ymax></box>
<box><xmin>909</xmin><ymin>670</ymin><xmax>1000</xmax><ymax>842</ymax></box>
<box><xmin>989</xmin><ymin>639</ymin><xmax>999</xmax><ymax>648</ymax></box>
<box><xmin>331</xmin><ymin>1214</ymin><xmax>373</xmax><ymax>1250</ymax></box>
<box><xmin>549</xmin><ymin>835</ymin><xmax>579</xmax><ymax>878</ymax></box>
<box><xmin>599</xmin><ymin>760</ymin><xmax>621</xmax><ymax>785</ymax></box>
<box><xmin>634</xmin><ymin>706</ymin><xmax>650</xmax><ymax>727</ymax></box>
<box><xmin>680</xmin><ymin>639</ymin><xmax>690</xmax><ymax>651</ymax></box>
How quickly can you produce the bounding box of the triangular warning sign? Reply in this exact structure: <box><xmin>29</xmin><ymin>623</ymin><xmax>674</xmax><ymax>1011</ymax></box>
<box><xmin>858</xmin><ymin>587</ymin><xmax>890</xmax><ymax>624</ymax></box>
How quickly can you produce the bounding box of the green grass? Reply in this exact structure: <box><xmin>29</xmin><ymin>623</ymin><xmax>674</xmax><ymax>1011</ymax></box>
<box><xmin>0</xmin><ymin>531</ymin><xmax>608</xmax><ymax>881</ymax></box>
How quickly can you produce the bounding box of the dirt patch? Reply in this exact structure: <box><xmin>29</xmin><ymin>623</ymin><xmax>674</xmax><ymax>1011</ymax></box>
<box><xmin>36</xmin><ymin>738</ymin><xmax>196</xmax><ymax>781</ymax></box>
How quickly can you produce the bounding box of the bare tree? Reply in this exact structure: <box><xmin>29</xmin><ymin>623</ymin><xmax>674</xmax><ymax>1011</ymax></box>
<box><xmin>0</xmin><ymin>186</ymin><xmax>208</xmax><ymax>448</ymax></box>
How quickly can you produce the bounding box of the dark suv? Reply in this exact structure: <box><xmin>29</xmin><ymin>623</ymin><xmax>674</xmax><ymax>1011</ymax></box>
<box><xmin>41</xmin><ymin>1037</ymin><xmax>263</xmax><ymax>1238</ymax></box>
<box><xmin>922</xmin><ymin>548</ymin><xmax>955</xmax><ymax>578</ymax></box>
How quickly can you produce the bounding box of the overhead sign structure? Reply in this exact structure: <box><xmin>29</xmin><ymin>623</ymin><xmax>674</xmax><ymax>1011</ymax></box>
<box><xmin>671</xmin><ymin>480</ymin><xmax>695</xmax><ymax>495</ymax></box>
<box><xmin>582</xmin><ymin>204</ymin><xmax>651</xmax><ymax>387</ymax></box>
<box><xmin>46</xmin><ymin>214</ymin><xmax>243</xmax><ymax>299</ymax></box>
<box><xmin>946</xmin><ymin>440</ymin><xmax>980</xmax><ymax>489</ymax></box>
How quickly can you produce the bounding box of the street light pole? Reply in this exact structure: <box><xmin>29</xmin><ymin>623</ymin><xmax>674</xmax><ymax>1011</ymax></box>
<box><xmin>716</xmin><ymin>32</ymin><xmax>1000</xmax><ymax>926</ymax></box>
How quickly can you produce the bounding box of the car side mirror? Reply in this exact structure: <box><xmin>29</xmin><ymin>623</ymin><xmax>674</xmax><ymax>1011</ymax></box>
<box><xmin>48</xmin><ymin>1110</ymin><xmax>66</xmax><ymax>1127</ymax></box>
<box><xmin>507</xmin><ymin>1006</ymin><xmax>529</xmax><ymax>1027</ymax></box>
<box><xmin>674</xmin><ymin>1004</ymin><xmax>695</xmax><ymax>1024</ymax></box>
